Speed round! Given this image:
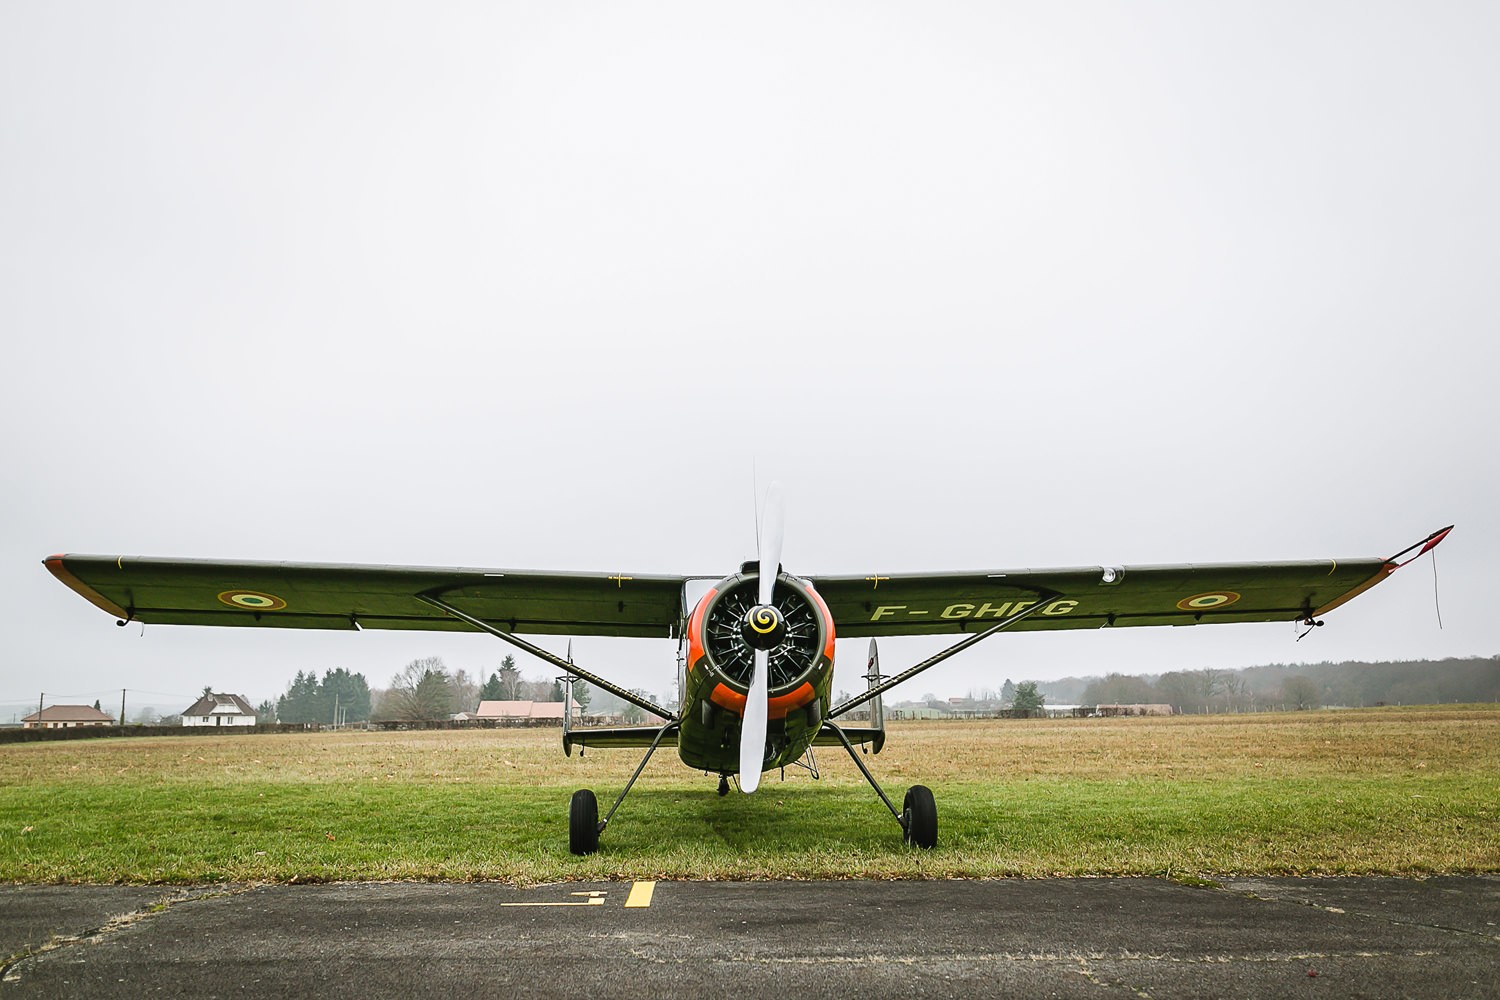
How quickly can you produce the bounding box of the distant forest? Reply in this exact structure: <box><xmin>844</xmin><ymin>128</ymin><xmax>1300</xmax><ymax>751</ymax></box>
<box><xmin>1033</xmin><ymin>656</ymin><xmax>1499</xmax><ymax>713</ymax></box>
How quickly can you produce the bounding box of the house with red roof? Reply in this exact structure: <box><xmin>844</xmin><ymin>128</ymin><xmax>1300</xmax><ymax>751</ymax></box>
<box><xmin>22</xmin><ymin>705</ymin><xmax>114</xmax><ymax>729</ymax></box>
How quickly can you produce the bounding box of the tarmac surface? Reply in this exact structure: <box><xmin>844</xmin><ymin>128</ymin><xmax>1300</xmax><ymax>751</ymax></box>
<box><xmin>2</xmin><ymin>877</ymin><xmax>1497</xmax><ymax>998</ymax></box>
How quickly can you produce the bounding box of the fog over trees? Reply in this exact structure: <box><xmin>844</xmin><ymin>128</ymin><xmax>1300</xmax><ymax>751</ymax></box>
<box><xmin>1044</xmin><ymin>656</ymin><xmax>1499</xmax><ymax>713</ymax></box>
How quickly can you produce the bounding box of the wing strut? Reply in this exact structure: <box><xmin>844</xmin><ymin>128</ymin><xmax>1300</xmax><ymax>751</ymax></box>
<box><xmin>827</xmin><ymin>591</ymin><xmax>1060</xmax><ymax>720</ymax></box>
<box><xmin>415</xmin><ymin>592</ymin><xmax>677</xmax><ymax>722</ymax></box>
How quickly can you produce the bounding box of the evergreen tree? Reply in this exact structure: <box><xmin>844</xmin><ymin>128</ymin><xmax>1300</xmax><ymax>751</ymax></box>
<box><xmin>275</xmin><ymin>669</ymin><xmax>372</xmax><ymax>724</ymax></box>
<box><xmin>277</xmin><ymin>670</ymin><xmax>320</xmax><ymax>724</ymax></box>
<box><xmin>1012</xmin><ymin>681</ymin><xmax>1045</xmax><ymax>713</ymax></box>
<box><xmin>498</xmin><ymin>655</ymin><xmax>522</xmax><ymax>700</ymax></box>
<box><xmin>479</xmin><ymin>671</ymin><xmax>505</xmax><ymax>702</ymax></box>
<box><xmin>320</xmin><ymin>668</ymin><xmax>372</xmax><ymax>722</ymax></box>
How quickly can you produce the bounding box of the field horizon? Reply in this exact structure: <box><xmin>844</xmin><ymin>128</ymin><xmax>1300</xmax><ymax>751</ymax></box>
<box><xmin>3</xmin><ymin>706</ymin><xmax>1497</xmax><ymax>885</ymax></box>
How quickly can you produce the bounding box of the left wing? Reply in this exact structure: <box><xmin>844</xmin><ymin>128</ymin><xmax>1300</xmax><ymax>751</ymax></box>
<box><xmin>44</xmin><ymin>555</ymin><xmax>687</xmax><ymax>638</ymax></box>
<box><xmin>810</xmin><ymin>527</ymin><xmax>1452</xmax><ymax>638</ymax></box>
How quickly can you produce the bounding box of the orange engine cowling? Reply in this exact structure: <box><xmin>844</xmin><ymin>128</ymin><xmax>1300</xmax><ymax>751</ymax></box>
<box><xmin>685</xmin><ymin>570</ymin><xmax>835</xmax><ymax>721</ymax></box>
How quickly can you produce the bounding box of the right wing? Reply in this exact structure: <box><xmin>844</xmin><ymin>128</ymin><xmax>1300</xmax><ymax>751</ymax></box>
<box><xmin>810</xmin><ymin>527</ymin><xmax>1453</xmax><ymax>638</ymax></box>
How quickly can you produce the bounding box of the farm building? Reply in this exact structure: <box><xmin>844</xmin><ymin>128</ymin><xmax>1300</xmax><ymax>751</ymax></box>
<box><xmin>475</xmin><ymin>700</ymin><xmax>574</xmax><ymax>723</ymax></box>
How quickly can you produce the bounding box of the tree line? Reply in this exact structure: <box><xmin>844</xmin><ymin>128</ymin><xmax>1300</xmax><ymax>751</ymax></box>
<box><xmin>1072</xmin><ymin>655</ymin><xmax>1498</xmax><ymax>713</ymax></box>
<box><xmin>267</xmin><ymin>656</ymin><xmax>586</xmax><ymax>724</ymax></box>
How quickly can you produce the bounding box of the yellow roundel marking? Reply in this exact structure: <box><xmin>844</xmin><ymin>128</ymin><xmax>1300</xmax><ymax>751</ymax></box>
<box><xmin>218</xmin><ymin>590</ymin><xmax>287</xmax><ymax>611</ymax></box>
<box><xmin>749</xmin><ymin>608</ymin><xmax>779</xmax><ymax>634</ymax></box>
<box><xmin>1176</xmin><ymin>591</ymin><xmax>1240</xmax><ymax>611</ymax></box>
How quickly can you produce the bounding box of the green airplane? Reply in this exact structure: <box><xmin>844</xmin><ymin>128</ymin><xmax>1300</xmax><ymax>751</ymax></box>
<box><xmin>43</xmin><ymin>494</ymin><xmax>1451</xmax><ymax>855</ymax></box>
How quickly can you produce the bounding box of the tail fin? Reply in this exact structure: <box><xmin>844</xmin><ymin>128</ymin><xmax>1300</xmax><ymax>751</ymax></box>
<box><xmin>811</xmin><ymin>638</ymin><xmax>888</xmax><ymax>752</ymax></box>
<box><xmin>562</xmin><ymin>640</ymin><xmax>575</xmax><ymax>757</ymax></box>
<box><xmin>864</xmin><ymin>638</ymin><xmax>886</xmax><ymax>754</ymax></box>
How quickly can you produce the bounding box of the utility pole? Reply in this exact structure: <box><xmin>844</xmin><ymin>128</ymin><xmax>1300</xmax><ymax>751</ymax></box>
<box><xmin>37</xmin><ymin>692</ymin><xmax>43</xmax><ymax>728</ymax></box>
<box><xmin>120</xmin><ymin>688</ymin><xmax>126</xmax><ymax>727</ymax></box>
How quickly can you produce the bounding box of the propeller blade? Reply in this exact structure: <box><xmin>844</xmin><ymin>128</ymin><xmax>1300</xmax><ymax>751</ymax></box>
<box><xmin>758</xmin><ymin>483</ymin><xmax>785</xmax><ymax>606</ymax></box>
<box><xmin>739</xmin><ymin>649</ymin><xmax>769</xmax><ymax>792</ymax></box>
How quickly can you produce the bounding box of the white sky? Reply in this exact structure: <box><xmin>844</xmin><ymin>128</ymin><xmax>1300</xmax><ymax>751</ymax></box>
<box><xmin>3</xmin><ymin>2</ymin><xmax>1496</xmax><ymax>718</ymax></box>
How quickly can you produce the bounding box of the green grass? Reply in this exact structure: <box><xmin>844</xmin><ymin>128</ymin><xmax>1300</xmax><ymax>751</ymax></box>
<box><xmin>2</xmin><ymin>707</ymin><xmax>1497</xmax><ymax>884</ymax></box>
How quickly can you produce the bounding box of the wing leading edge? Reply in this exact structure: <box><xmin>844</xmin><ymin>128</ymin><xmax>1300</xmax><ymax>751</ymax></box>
<box><xmin>44</xmin><ymin>555</ymin><xmax>687</xmax><ymax>638</ymax></box>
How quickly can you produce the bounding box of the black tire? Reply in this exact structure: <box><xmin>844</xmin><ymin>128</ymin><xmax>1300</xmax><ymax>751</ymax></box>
<box><xmin>902</xmin><ymin>784</ymin><xmax>937</xmax><ymax>849</ymax></box>
<box><xmin>569</xmin><ymin>789</ymin><xmax>599</xmax><ymax>856</ymax></box>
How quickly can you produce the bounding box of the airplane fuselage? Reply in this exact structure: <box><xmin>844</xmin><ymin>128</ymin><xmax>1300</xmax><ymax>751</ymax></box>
<box><xmin>675</xmin><ymin>569</ymin><xmax>836</xmax><ymax>776</ymax></box>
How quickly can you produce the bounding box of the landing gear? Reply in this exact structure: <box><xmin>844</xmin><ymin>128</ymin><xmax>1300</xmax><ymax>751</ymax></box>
<box><xmin>717</xmin><ymin>774</ymin><xmax>731</xmax><ymax>796</ymax></box>
<box><xmin>569</xmin><ymin>789</ymin><xmax>599</xmax><ymax>856</ymax></box>
<box><xmin>825</xmin><ymin>721</ymin><xmax>938</xmax><ymax>849</ymax></box>
<box><xmin>902</xmin><ymin>785</ymin><xmax>937</xmax><ymax>848</ymax></box>
<box><xmin>566</xmin><ymin>721</ymin><xmax>679</xmax><ymax>856</ymax></box>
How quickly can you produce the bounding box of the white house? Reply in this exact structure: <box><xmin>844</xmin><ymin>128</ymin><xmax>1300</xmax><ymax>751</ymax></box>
<box><xmin>181</xmin><ymin>693</ymin><xmax>257</xmax><ymax>727</ymax></box>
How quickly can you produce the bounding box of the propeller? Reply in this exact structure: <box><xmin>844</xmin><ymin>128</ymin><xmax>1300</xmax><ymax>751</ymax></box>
<box><xmin>739</xmin><ymin>483</ymin><xmax>784</xmax><ymax>793</ymax></box>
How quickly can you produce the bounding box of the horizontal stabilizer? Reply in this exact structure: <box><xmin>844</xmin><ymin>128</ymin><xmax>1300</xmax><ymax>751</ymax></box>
<box><xmin>564</xmin><ymin>726</ymin><xmax>680</xmax><ymax>754</ymax></box>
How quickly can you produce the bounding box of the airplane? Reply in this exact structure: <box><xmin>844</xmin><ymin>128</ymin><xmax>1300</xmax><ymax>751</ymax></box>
<box><xmin>43</xmin><ymin>494</ymin><xmax>1452</xmax><ymax>855</ymax></box>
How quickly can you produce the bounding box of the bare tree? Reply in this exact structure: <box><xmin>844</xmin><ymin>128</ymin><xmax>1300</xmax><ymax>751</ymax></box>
<box><xmin>1281</xmin><ymin>676</ymin><xmax>1321</xmax><ymax>711</ymax></box>
<box><xmin>1083</xmin><ymin>672</ymin><xmax>1157</xmax><ymax>706</ymax></box>
<box><xmin>451</xmin><ymin>668</ymin><xmax>480</xmax><ymax>714</ymax></box>
<box><xmin>378</xmin><ymin>656</ymin><xmax>456</xmax><ymax>720</ymax></box>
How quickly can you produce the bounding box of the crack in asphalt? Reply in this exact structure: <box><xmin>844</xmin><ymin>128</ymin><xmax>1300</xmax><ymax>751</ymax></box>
<box><xmin>1073</xmin><ymin>956</ymin><xmax>1154</xmax><ymax>998</ymax></box>
<box><xmin>0</xmin><ymin>885</ymin><xmax>256</xmax><ymax>986</ymax></box>
<box><xmin>1227</xmin><ymin>884</ymin><xmax>1500</xmax><ymax>944</ymax></box>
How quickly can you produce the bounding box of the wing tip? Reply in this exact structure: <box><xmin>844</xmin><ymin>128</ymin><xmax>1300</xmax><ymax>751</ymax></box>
<box><xmin>1389</xmin><ymin>525</ymin><xmax>1455</xmax><ymax>566</ymax></box>
<box><xmin>43</xmin><ymin>553</ymin><xmax>129</xmax><ymax>620</ymax></box>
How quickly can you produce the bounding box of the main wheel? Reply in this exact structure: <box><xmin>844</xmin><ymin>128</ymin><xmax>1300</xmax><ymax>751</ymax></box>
<box><xmin>902</xmin><ymin>784</ymin><xmax>937</xmax><ymax>849</ymax></box>
<box><xmin>569</xmin><ymin>789</ymin><xmax>600</xmax><ymax>855</ymax></box>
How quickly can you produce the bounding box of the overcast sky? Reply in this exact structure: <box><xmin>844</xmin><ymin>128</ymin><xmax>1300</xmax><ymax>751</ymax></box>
<box><xmin>3</xmin><ymin>2</ymin><xmax>1496</xmax><ymax>719</ymax></box>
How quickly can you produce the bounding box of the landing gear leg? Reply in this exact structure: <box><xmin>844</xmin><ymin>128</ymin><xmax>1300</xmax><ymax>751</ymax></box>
<box><xmin>717</xmin><ymin>774</ymin><xmax>730</xmax><ymax>797</ymax></box>
<box><xmin>568</xmin><ymin>721</ymin><xmax>679</xmax><ymax>856</ymax></box>
<box><xmin>825</xmin><ymin>721</ymin><xmax>938</xmax><ymax>849</ymax></box>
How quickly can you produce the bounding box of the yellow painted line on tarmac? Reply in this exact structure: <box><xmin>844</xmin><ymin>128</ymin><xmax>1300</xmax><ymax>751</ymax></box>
<box><xmin>501</xmin><ymin>891</ymin><xmax>607</xmax><ymax>907</ymax></box>
<box><xmin>624</xmin><ymin>881</ymin><xmax>656</xmax><ymax>908</ymax></box>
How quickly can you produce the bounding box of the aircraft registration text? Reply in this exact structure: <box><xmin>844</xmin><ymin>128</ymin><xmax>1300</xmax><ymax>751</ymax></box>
<box><xmin>869</xmin><ymin>599</ymin><xmax>1079</xmax><ymax>622</ymax></box>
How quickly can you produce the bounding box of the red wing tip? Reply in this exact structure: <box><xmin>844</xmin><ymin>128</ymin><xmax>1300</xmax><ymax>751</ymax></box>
<box><xmin>1388</xmin><ymin>525</ymin><xmax>1455</xmax><ymax>567</ymax></box>
<box><xmin>1415</xmin><ymin>525</ymin><xmax>1455</xmax><ymax>559</ymax></box>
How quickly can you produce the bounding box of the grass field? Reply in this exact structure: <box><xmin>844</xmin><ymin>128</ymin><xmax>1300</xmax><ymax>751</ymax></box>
<box><xmin>3</xmin><ymin>707</ymin><xmax>1497</xmax><ymax>884</ymax></box>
